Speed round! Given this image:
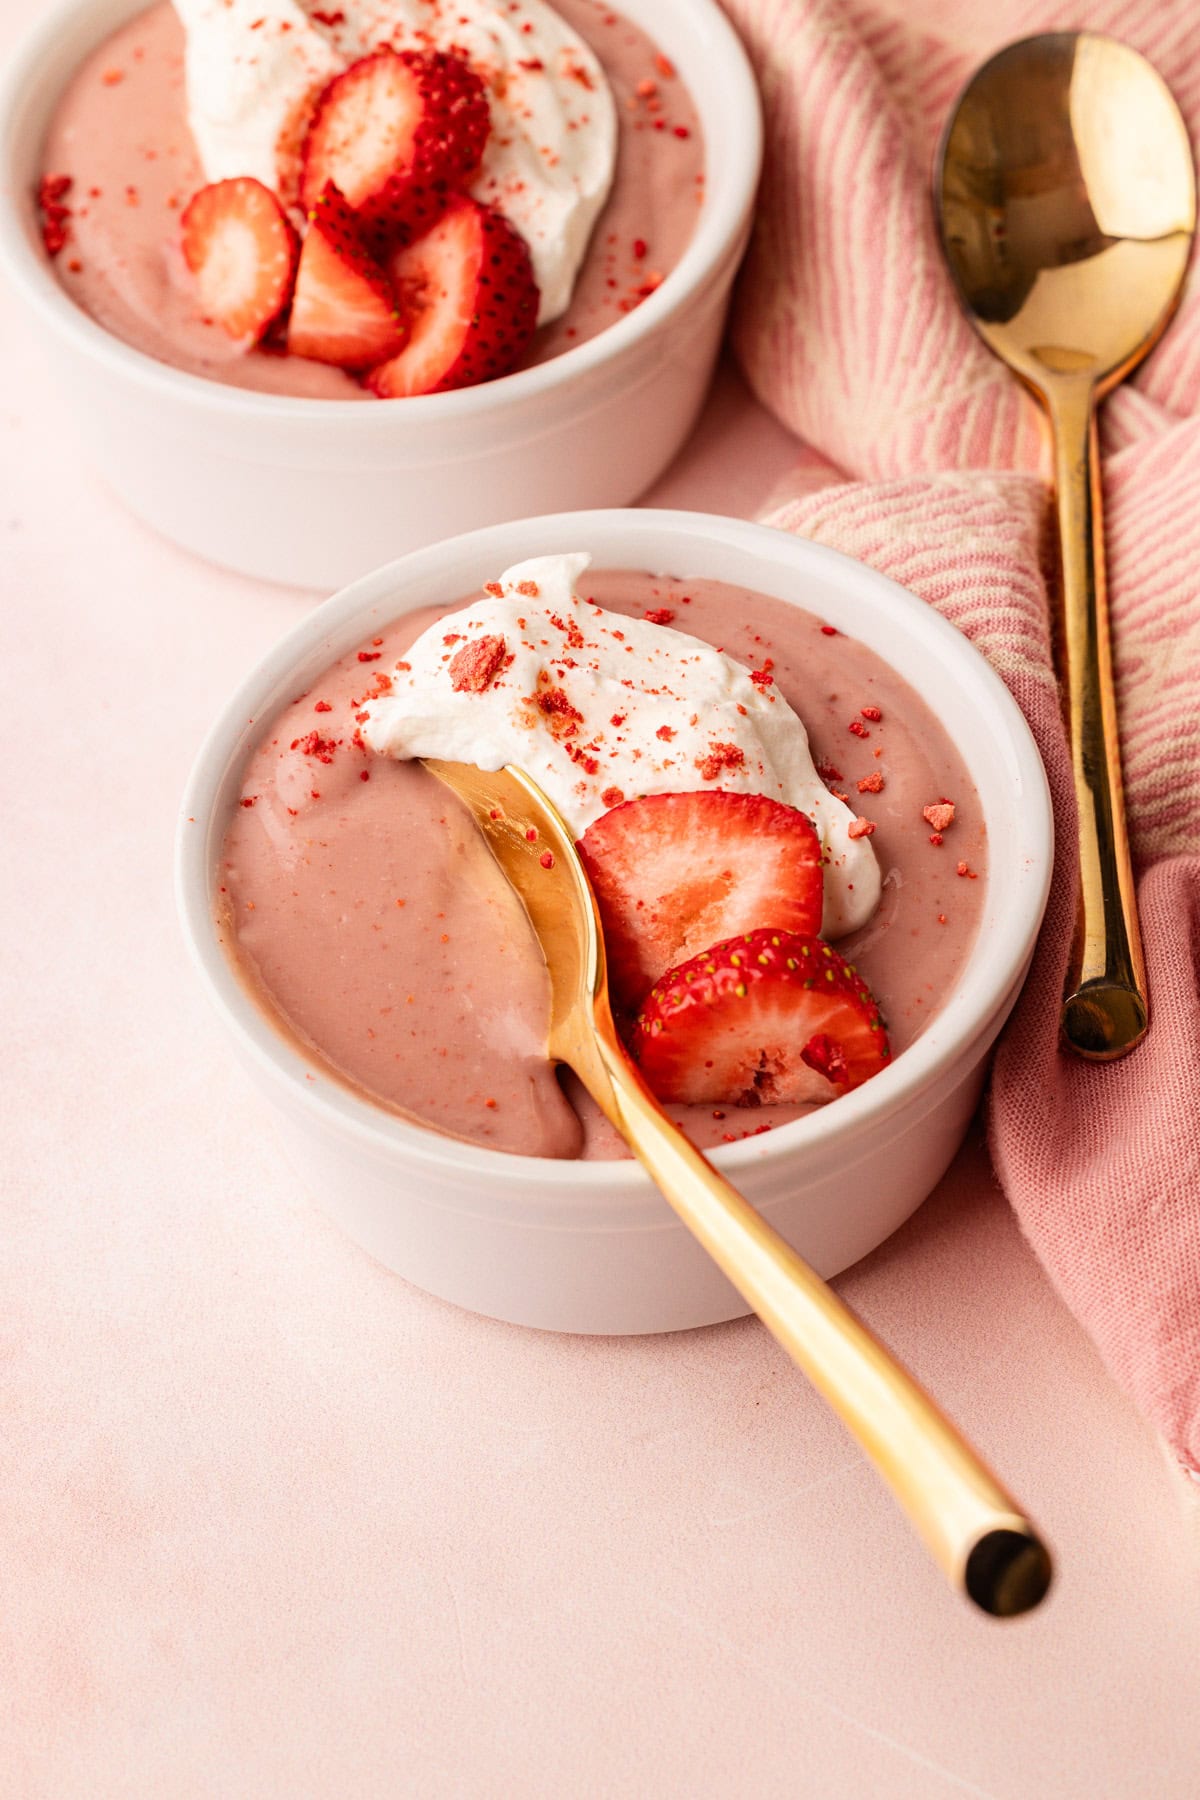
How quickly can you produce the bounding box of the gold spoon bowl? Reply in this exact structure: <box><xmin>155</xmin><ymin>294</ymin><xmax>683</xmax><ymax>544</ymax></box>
<box><xmin>425</xmin><ymin>757</ymin><xmax>1053</xmax><ymax>1617</ymax></box>
<box><xmin>936</xmin><ymin>32</ymin><xmax>1196</xmax><ymax>1059</ymax></box>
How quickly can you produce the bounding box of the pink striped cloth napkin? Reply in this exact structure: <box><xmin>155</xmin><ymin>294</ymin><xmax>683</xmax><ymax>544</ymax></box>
<box><xmin>720</xmin><ymin>0</ymin><xmax>1200</xmax><ymax>1475</ymax></box>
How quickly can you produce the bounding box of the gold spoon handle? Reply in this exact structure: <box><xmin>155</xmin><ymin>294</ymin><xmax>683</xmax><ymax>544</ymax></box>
<box><xmin>584</xmin><ymin>1026</ymin><xmax>1051</xmax><ymax>1616</ymax></box>
<box><xmin>1048</xmin><ymin>375</ymin><xmax>1148</xmax><ymax>1059</ymax></box>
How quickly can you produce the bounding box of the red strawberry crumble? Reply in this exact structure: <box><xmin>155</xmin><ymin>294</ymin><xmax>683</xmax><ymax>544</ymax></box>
<box><xmin>448</xmin><ymin>634</ymin><xmax>508</xmax><ymax>693</ymax></box>
<box><xmin>923</xmin><ymin>801</ymin><xmax>955</xmax><ymax>832</ymax></box>
<box><xmin>695</xmin><ymin>741</ymin><xmax>746</xmax><ymax>780</ymax></box>
<box><xmin>847</xmin><ymin>816</ymin><xmax>876</xmax><ymax>839</ymax></box>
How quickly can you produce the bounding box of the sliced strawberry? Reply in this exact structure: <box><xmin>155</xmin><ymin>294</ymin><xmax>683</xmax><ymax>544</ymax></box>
<box><xmin>299</xmin><ymin>49</ymin><xmax>490</xmax><ymax>236</ymax></box>
<box><xmin>578</xmin><ymin>792</ymin><xmax>824</xmax><ymax>1013</ymax></box>
<box><xmin>287</xmin><ymin>182</ymin><xmax>406</xmax><ymax>370</ymax></box>
<box><xmin>366</xmin><ymin>197</ymin><xmax>539</xmax><ymax>396</ymax></box>
<box><xmin>180</xmin><ymin>178</ymin><xmax>298</xmax><ymax>343</ymax></box>
<box><xmin>632</xmin><ymin>930</ymin><xmax>890</xmax><ymax>1108</ymax></box>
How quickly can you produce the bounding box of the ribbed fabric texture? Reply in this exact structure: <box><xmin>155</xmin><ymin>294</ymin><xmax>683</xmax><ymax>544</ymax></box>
<box><xmin>722</xmin><ymin>0</ymin><xmax>1200</xmax><ymax>1472</ymax></box>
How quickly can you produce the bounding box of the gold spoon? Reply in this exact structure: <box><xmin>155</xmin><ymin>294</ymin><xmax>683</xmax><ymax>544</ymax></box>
<box><xmin>425</xmin><ymin>758</ymin><xmax>1052</xmax><ymax>1616</ymax></box>
<box><xmin>935</xmin><ymin>32</ymin><xmax>1196</xmax><ymax>1060</ymax></box>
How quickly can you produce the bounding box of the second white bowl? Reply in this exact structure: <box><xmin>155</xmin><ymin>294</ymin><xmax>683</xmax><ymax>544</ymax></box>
<box><xmin>0</xmin><ymin>0</ymin><xmax>762</xmax><ymax>588</ymax></box>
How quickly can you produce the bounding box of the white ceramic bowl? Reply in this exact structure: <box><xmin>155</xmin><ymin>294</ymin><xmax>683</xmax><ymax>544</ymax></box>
<box><xmin>0</xmin><ymin>0</ymin><xmax>761</xmax><ymax>590</ymax></box>
<box><xmin>176</xmin><ymin>510</ymin><xmax>1053</xmax><ymax>1334</ymax></box>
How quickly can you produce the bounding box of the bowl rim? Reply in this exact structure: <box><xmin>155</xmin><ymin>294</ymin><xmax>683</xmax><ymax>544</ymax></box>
<box><xmin>0</xmin><ymin>0</ymin><xmax>762</xmax><ymax>424</ymax></box>
<box><xmin>175</xmin><ymin>508</ymin><xmax>1055</xmax><ymax>1194</ymax></box>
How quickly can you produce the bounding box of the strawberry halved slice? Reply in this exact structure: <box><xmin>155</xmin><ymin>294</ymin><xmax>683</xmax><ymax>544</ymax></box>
<box><xmin>287</xmin><ymin>182</ymin><xmax>407</xmax><ymax>370</ymax></box>
<box><xmin>180</xmin><ymin>177</ymin><xmax>298</xmax><ymax>344</ymax></box>
<box><xmin>367</xmin><ymin>196</ymin><xmax>539</xmax><ymax>396</ymax></box>
<box><xmin>578</xmin><ymin>791</ymin><xmax>825</xmax><ymax>1013</ymax></box>
<box><xmin>299</xmin><ymin>48</ymin><xmax>490</xmax><ymax>238</ymax></box>
<box><xmin>632</xmin><ymin>930</ymin><xmax>890</xmax><ymax>1108</ymax></box>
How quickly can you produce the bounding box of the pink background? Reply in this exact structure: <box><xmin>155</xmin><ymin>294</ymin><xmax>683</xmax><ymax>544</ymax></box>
<box><xmin>5</xmin><ymin>15</ymin><xmax>1200</xmax><ymax>1797</ymax></box>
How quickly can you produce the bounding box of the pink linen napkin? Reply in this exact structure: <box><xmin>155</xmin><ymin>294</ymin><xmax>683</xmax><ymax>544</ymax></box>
<box><xmin>721</xmin><ymin>0</ymin><xmax>1200</xmax><ymax>1475</ymax></box>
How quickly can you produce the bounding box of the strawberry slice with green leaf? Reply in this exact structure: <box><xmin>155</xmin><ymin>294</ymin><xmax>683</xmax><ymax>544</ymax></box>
<box><xmin>287</xmin><ymin>181</ymin><xmax>407</xmax><ymax>370</ymax></box>
<box><xmin>300</xmin><ymin>48</ymin><xmax>490</xmax><ymax>239</ymax></box>
<box><xmin>367</xmin><ymin>196</ymin><xmax>539</xmax><ymax>396</ymax></box>
<box><xmin>180</xmin><ymin>178</ymin><xmax>298</xmax><ymax>344</ymax></box>
<box><xmin>632</xmin><ymin>930</ymin><xmax>890</xmax><ymax>1108</ymax></box>
<box><xmin>578</xmin><ymin>791</ymin><xmax>825</xmax><ymax>1012</ymax></box>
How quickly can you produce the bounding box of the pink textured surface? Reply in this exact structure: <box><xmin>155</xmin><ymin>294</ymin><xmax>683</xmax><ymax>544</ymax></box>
<box><xmin>724</xmin><ymin>0</ymin><xmax>1200</xmax><ymax>1475</ymax></box>
<box><xmin>4</xmin><ymin>6</ymin><xmax>1200</xmax><ymax>1798</ymax></box>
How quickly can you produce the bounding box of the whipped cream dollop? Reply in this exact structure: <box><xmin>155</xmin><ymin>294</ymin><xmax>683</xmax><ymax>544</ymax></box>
<box><xmin>362</xmin><ymin>555</ymin><xmax>882</xmax><ymax>937</ymax></box>
<box><xmin>171</xmin><ymin>0</ymin><xmax>616</xmax><ymax>324</ymax></box>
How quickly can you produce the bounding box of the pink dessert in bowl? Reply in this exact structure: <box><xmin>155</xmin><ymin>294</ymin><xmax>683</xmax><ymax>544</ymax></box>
<box><xmin>177</xmin><ymin>511</ymin><xmax>1053</xmax><ymax>1333</ymax></box>
<box><xmin>37</xmin><ymin>1</ymin><xmax>705</xmax><ymax>398</ymax></box>
<box><xmin>0</xmin><ymin>0</ymin><xmax>759</xmax><ymax>584</ymax></box>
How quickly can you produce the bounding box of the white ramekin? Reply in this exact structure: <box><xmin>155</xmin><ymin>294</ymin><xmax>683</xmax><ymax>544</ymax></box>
<box><xmin>176</xmin><ymin>510</ymin><xmax>1054</xmax><ymax>1334</ymax></box>
<box><xmin>0</xmin><ymin>0</ymin><xmax>761</xmax><ymax>589</ymax></box>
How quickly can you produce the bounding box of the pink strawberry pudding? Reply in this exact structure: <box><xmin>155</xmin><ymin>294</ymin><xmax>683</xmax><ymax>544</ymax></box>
<box><xmin>37</xmin><ymin>0</ymin><xmax>704</xmax><ymax>397</ymax></box>
<box><xmin>218</xmin><ymin>556</ymin><xmax>989</xmax><ymax>1160</ymax></box>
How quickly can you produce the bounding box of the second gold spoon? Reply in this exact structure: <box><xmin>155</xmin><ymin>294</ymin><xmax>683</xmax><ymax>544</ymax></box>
<box><xmin>936</xmin><ymin>32</ymin><xmax>1196</xmax><ymax>1059</ymax></box>
<box><xmin>426</xmin><ymin>757</ymin><xmax>1052</xmax><ymax>1617</ymax></box>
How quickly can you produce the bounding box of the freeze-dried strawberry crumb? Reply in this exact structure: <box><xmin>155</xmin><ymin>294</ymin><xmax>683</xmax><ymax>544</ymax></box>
<box><xmin>847</xmin><ymin>816</ymin><xmax>876</xmax><ymax>839</ymax></box>
<box><xmin>695</xmin><ymin>742</ymin><xmax>746</xmax><ymax>780</ymax></box>
<box><xmin>957</xmin><ymin>860</ymin><xmax>978</xmax><ymax>879</ymax></box>
<box><xmin>566</xmin><ymin>743</ymin><xmax>601</xmax><ymax>775</ymax></box>
<box><xmin>750</xmin><ymin>659</ymin><xmax>774</xmax><ymax>688</ymax></box>
<box><xmin>534</xmin><ymin>682</ymin><xmax>584</xmax><ymax>737</ymax></box>
<box><xmin>820</xmin><ymin>624</ymin><xmax>838</xmax><ymax>636</ymax></box>
<box><xmin>357</xmin><ymin>650</ymin><xmax>381</xmax><ymax>663</ymax></box>
<box><xmin>484</xmin><ymin>581</ymin><xmax>503</xmax><ymax>597</ymax></box>
<box><xmin>610</xmin><ymin>713</ymin><xmax>626</xmax><ymax>727</ymax></box>
<box><xmin>395</xmin><ymin>660</ymin><xmax>411</xmax><ymax>672</ymax></box>
<box><xmin>848</xmin><ymin>719</ymin><xmax>870</xmax><ymax>739</ymax></box>
<box><xmin>517</xmin><ymin>580</ymin><xmax>540</xmax><ymax>597</ymax></box>
<box><xmin>923</xmin><ymin>801</ymin><xmax>955</xmax><ymax>832</ymax></box>
<box><xmin>857</xmin><ymin>771</ymin><xmax>884</xmax><ymax>794</ymax></box>
<box><xmin>860</xmin><ymin>704</ymin><xmax>882</xmax><ymax>722</ymax></box>
<box><xmin>601</xmin><ymin>787</ymin><xmax>624</xmax><ymax>809</ymax></box>
<box><xmin>929</xmin><ymin>832</ymin><xmax>943</xmax><ymax>846</ymax></box>
<box><xmin>816</xmin><ymin>762</ymin><xmax>843</xmax><ymax>785</ymax></box>
<box><xmin>240</xmin><ymin>796</ymin><xmax>257</xmax><ymax>808</ymax></box>
<box><xmin>291</xmin><ymin>732</ymin><xmax>339</xmax><ymax>764</ymax></box>
<box><xmin>656</xmin><ymin>725</ymin><xmax>676</xmax><ymax>741</ymax></box>
<box><xmin>39</xmin><ymin>173</ymin><xmax>73</xmax><ymax>205</ymax></box>
<box><xmin>644</xmin><ymin>607</ymin><xmax>674</xmax><ymax>625</ymax></box>
<box><xmin>314</xmin><ymin>700</ymin><xmax>332</xmax><ymax>713</ymax></box>
<box><xmin>539</xmin><ymin>851</ymin><xmax>555</xmax><ymax>870</ymax></box>
<box><xmin>449</xmin><ymin>634</ymin><xmax>507</xmax><ymax>693</ymax></box>
<box><xmin>42</xmin><ymin>216</ymin><xmax>70</xmax><ymax>256</ymax></box>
